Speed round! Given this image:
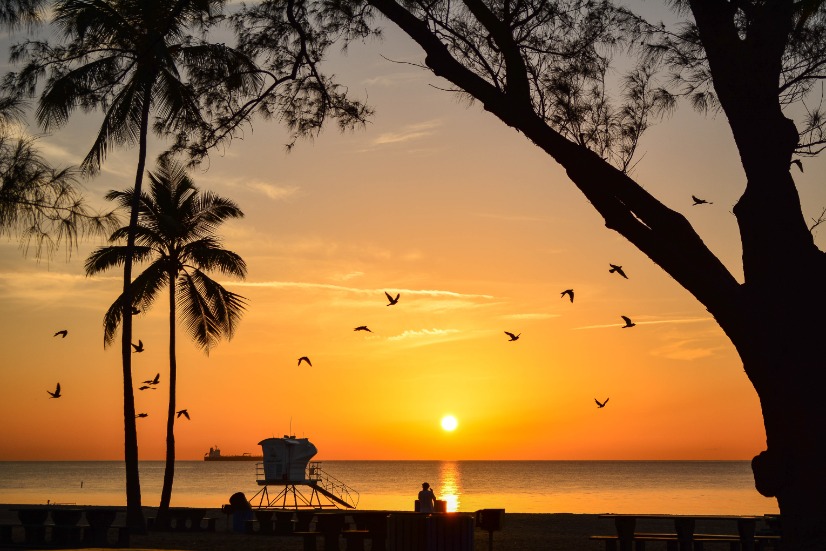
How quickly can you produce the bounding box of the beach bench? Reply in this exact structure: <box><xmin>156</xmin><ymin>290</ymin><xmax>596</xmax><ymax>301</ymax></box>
<box><xmin>351</xmin><ymin>511</ymin><xmax>390</xmax><ymax>551</ymax></box>
<box><xmin>147</xmin><ymin>507</ymin><xmax>216</xmax><ymax>532</ymax></box>
<box><xmin>594</xmin><ymin>515</ymin><xmax>782</xmax><ymax>551</ymax></box>
<box><xmin>386</xmin><ymin>512</ymin><xmax>474</xmax><ymax>551</ymax></box>
<box><xmin>590</xmin><ymin>533</ymin><xmax>781</xmax><ymax>551</ymax></box>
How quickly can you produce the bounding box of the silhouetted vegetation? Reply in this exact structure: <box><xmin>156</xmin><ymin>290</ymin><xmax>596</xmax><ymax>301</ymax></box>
<box><xmin>86</xmin><ymin>157</ymin><xmax>247</xmax><ymax>525</ymax></box>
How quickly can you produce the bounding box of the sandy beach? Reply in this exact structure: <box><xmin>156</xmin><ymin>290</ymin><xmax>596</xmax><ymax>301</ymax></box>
<box><xmin>1</xmin><ymin>504</ymin><xmax>774</xmax><ymax>551</ymax></box>
<box><xmin>0</xmin><ymin>505</ymin><xmax>622</xmax><ymax>551</ymax></box>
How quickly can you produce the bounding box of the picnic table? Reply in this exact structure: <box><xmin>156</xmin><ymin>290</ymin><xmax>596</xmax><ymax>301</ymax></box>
<box><xmin>594</xmin><ymin>513</ymin><xmax>780</xmax><ymax>551</ymax></box>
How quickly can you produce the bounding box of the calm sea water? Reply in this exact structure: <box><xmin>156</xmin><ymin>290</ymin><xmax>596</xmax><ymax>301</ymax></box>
<box><xmin>0</xmin><ymin>461</ymin><xmax>778</xmax><ymax>515</ymax></box>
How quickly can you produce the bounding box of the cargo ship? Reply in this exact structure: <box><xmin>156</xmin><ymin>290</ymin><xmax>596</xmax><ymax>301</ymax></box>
<box><xmin>204</xmin><ymin>445</ymin><xmax>263</xmax><ymax>461</ymax></box>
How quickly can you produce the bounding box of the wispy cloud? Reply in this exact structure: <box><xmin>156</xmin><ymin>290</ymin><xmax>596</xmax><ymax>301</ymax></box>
<box><xmin>0</xmin><ymin>271</ymin><xmax>119</xmax><ymax>306</ymax></box>
<box><xmin>573</xmin><ymin>317</ymin><xmax>713</xmax><ymax>330</ymax></box>
<box><xmin>502</xmin><ymin>313</ymin><xmax>560</xmax><ymax>321</ymax></box>
<box><xmin>229</xmin><ymin>280</ymin><xmax>494</xmax><ymax>299</ymax></box>
<box><xmin>363</xmin><ymin>71</ymin><xmax>427</xmax><ymax>88</ymax></box>
<box><xmin>334</xmin><ymin>271</ymin><xmax>365</xmax><ymax>282</ymax></box>
<box><xmin>245</xmin><ymin>181</ymin><xmax>300</xmax><ymax>201</ymax></box>
<box><xmin>199</xmin><ymin>174</ymin><xmax>300</xmax><ymax>202</ymax></box>
<box><xmin>475</xmin><ymin>212</ymin><xmax>550</xmax><ymax>223</ymax></box>
<box><xmin>373</xmin><ymin>120</ymin><xmax>442</xmax><ymax>146</ymax></box>
<box><xmin>650</xmin><ymin>339</ymin><xmax>723</xmax><ymax>361</ymax></box>
<box><xmin>387</xmin><ymin>328</ymin><xmax>460</xmax><ymax>341</ymax></box>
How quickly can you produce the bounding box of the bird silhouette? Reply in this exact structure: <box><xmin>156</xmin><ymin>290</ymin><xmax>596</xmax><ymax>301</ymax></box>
<box><xmin>595</xmin><ymin>398</ymin><xmax>609</xmax><ymax>408</ymax></box>
<box><xmin>504</xmin><ymin>331</ymin><xmax>521</xmax><ymax>341</ymax></box>
<box><xmin>692</xmin><ymin>195</ymin><xmax>712</xmax><ymax>206</ymax></box>
<box><xmin>561</xmin><ymin>289</ymin><xmax>574</xmax><ymax>303</ymax></box>
<box><xmin>135</xmin><ymin>413</ymin><xmax>148</xmax><ymax>418</ymax></box>
<box><xmin>385</xmin><ymin>291</ymin><xmax>400</xmax><ymax>306</ymax></box>
<box><xmin>621</xmin><ymin>315</ymin><xmax>636</xmax><ymax>328</ymax></box>
<box><xmin>131</xmin><ymin>306</ymin><xmax>141</xmax><ymax>315</ymax></box>
<box><xmin>53</xmin><ymin>330</ymin><xmax>68</xmax><ymax>338</ymax></box>
<box><xmin>176</xmin><ymin>409</ymin><xmax>190</xmax><ymax>420</ymax></box>
<box><xmin>143</xmin><ymin>373</ymin><xmax>160</xmax><ymax>385</ymax></box>
<box><xmin>354</xmin><ymin>326</ymin><xmax>372</xmax><ymax>332</ymax></box>
<box><xmin>131</xmin><ymin>340</ymin><xmax>144</xmax><ymax>353</ymax></box>
<box><xmin>609</xmin><ymin>264</ymin><xmax>628</xmax><ymax>279</ymax></box>
<box><xmin>298</xmin><ymin>356</ymin><xmax>312</xmax><ymax>367</ymax></box>
<box><xmin>138</xmin><ymin>385</ymin><xmax>155</xmax><ymax>391</ymax></box>
<box><xmin>47</xmin><ymin>383</ymin><xmax>61</xmax><ymax>398</ymax></box>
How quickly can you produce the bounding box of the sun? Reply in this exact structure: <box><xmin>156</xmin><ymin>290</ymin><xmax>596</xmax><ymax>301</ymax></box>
<box><xmin>440</xmin><ymin>415</ymin><xmax>458</xmax><ymax>431</ymax></box>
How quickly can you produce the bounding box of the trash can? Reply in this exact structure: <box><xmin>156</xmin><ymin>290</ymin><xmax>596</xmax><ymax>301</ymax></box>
<box><xmin>475</xmin><ymin>508</ymin><xmax>505</xmax><ymax>531</ymax></box>
<box><xmin>228</xmin><ymin>492</ymin><xmax>253</xmax><ymax>533</ymax></box>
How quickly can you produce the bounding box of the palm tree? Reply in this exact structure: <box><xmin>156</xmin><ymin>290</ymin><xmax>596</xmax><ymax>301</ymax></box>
<box><xmin>86</xmin><ymin>157</ymin><xmax>247</xmax><ymax>523</ymax></box>
<box><xmin>6</xmin><ymin>0</ymin><xmax>258</xmax><ymax>529</ymax></box>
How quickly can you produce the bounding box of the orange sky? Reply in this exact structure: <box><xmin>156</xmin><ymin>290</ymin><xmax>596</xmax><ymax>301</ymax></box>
<box><xmin>2</xmin><ymin>13</ymin><xmax>823</xmax><ymax>461</ymax></box>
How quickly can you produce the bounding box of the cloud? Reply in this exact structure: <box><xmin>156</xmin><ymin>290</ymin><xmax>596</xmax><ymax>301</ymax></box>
<box><xmin>501</xmin><ymin>313</ymin><xmax>560</xmax><ymax>321</ymax></box>
<box><xmin>0</xmin><ymin>271</ymin><xmax>119</xmax><ymax>306</ymax></box>
<box><xmin>650</xmin><ymin>339</ymin><xmax>721</xmax><ymax>361</ymax></box>
<box><xmin>573</xmin><ymin>317</ymin><xmax>713</xmax><ymax>330</ymax></box>
<box><xmin>245</xmin><ymin>181</ymin><xmax>300</xmax><ymax>201</ymax></box>
<box><xmin>229</xmin><ymin>280</ymin><xmax>494</xmax><ymax>300</ymax></box>
<box><xmin>373</xmin><ymin>120</ymin><xmax>442</xmax><ymax>146</ymax></box>
<box><xmin>363</xmin><ymin>72</ymin><xmax>427</xmax><ymax>88</ymax></box>
<box><xmin>387</xmin><ymin>328</ymin><xmax>460</xmax><ymax>341</ymax></box>
<box><xmin>334</xmin><ymin>271</ymin><xmax>365</xmax><ymax>282</ymax></box>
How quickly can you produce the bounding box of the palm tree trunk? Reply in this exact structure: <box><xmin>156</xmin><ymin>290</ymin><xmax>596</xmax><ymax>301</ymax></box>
<box><xmin>121</xmin><ymin>82</ymin><xmax>153</xmax><ymax>534</ymax></box>
<box><xmin>158</xmin><ymin>270</ymin><xmax>177</xmax><ymax>520</ymax></box>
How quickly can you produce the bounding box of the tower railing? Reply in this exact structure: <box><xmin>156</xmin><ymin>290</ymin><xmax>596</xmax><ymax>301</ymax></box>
<box><xmin>308</xmin><ymin>461</ymin><xmax>360</xmax><ymax>509</ymax></box>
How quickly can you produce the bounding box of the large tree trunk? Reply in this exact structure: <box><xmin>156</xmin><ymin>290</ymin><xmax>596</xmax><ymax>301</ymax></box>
<box><xmin>749</xmin><ymin>353</ymin><xmax>826</xmax><ymax>550</ymax></box>
<box><xmin>157</xmin><ymin>272</ymin><xmax>178</xmax><ymax>522</ymax></box>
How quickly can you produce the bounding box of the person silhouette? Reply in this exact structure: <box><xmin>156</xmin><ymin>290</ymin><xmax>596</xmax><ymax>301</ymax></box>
<box><xmin>418</xmin><ymin>482</ymin><xmax>436</xmax><ymax>513</ymax></box>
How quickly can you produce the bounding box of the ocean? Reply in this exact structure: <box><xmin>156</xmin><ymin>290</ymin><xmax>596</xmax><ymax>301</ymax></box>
<box><xmin>0</xmin><ymin>461</ymin><xmax>778</xmax><ymax>515</ymax></box>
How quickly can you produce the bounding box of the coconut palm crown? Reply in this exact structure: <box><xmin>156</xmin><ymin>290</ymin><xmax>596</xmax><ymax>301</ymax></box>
<box><xmin>86</xmin><ymin>158</ymin><xmax>247</xmax><ymax>350</ymax></box>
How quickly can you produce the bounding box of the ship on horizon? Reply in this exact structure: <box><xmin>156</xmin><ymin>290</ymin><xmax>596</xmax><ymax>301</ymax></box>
<box><xmin>204</xmin><ymin>445</ymin><xmax>263</xmax><ymax>461</ymax></box>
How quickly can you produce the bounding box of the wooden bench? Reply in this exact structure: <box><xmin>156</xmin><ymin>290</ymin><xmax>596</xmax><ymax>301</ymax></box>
<box><xmin>590</xmin><ymin>533</ymin><xmax>782</xmax><ymax>551</ymax></box>
<box><xmin>341</xmin><ymin>528</ymin><xmax>371</xmax><ymax>550</ymax></box>
<box><xmin>148</xmin><ymin>508</ymin><xmax>216</xmax><ymax>532</ymax></box>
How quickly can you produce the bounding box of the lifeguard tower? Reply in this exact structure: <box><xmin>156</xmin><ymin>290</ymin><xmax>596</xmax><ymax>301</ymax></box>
<box><xmin>250</xmin><ymin>436</ymin><xmax>359</xmax><ymax>509</ymax></box>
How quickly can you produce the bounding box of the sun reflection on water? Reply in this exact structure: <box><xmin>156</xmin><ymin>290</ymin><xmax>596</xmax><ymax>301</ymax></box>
<box><xmin>437</xmin><ymin>461</ymin><xmax>462</xmax><ymax>512</ymax></box>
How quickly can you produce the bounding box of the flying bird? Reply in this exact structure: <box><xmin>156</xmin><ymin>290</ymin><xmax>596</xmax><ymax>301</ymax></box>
<box><xmin>561</xmin><ymin>289</ymin><xmax>574</xmax><ymax>303</ymax></box>
<box><xmin>298</xmin><ymin>356</ymin><xmax>312</xmax><ymax>367</ymax></box>
<box><xmin>131</xmin><ymin>340</ymin><xmax>144</xmax><ymax>353</ymax></box>
<box><xmin>385</xmin><ymin>291</ymin><xmax>400</xmax><ymax>306</ymax></box>
<box><xmin>47</xmin><ymin>383</ymin><xmax>61</xmax><ymax>398</ymax></box>
<box><xmin>138</xmin><ymin>385</ymin><xmax>155</xmax><ymax>391</ymax></box>
<box><xmin>692</xmin><ymin>195</ymin><xmax>712</xmax><ymax>206</ymax></box>
<box><xmin>354</xmin><ymin>326</ymin><xmax>372</xmax><ymax>332</ymax></box>
<box><xmin>621</xmin><ymin>315</ymin><xmax>636</xmax><ymax>328</ymax></box>
<box><xmin>609</xmin><ymin>264</ymin><xmax>628</xmax><ymax>279</ymax></box>
<box><xmin>143</xmin><ymin>373</ymin><xmax>160</xmax><ymax>385</ymax></box>
<box><xmin>595</xmin><ymin>398</ymin><xmax>609</xmax><ymax>408</ymax></box>
<box><xmin>53</xmin><ymin>330</ymin><xmax>68</xmax><ymax>338</ymax></box>
<box><xmin>504</xmin><ymin>331</ymin><xmax>521</xmax><ymax>341</ymax></box>
<box><xmin>135</xmin><ymin>413</ymin><xmax>148</xmax><ymax>418</ymax></box>
<box><xmin>176</xmin><ymin>409</ymin><xmax>190</xmax><ymax>420</ymax></box>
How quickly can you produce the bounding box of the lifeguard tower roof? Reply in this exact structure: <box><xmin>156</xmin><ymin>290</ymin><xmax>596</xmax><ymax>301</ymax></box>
<box><xmin>258</xmin><ymin>436</ymin><xmax>317</xmax><ymax>483</ymax></box>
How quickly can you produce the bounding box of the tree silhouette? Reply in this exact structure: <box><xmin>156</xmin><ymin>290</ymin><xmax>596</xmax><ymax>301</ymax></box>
<box><xmin>4</xmin><ymin>0</ymin><xmax>258</xmax><ymax>530</ymax></box>
<box><xmin>230</xmin><ymin>0</ymin><xmax>826</xmax><ymax>547</ymax></box>
<box><xmin>86</xmin><ymin>157</ymin><xmax>247</xmax><ymax>524</ymax></box>
<box><xmin>1</xmin><ymin>98</ymin><xmax>118</xmax><ymax>259</ymax></box>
